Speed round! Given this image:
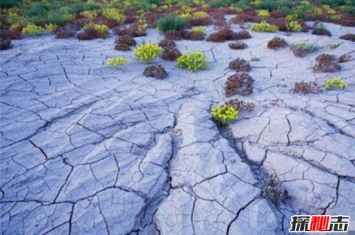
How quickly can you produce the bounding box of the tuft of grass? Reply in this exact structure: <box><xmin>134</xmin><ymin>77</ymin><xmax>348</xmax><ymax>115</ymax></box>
<box><xmin>156</xmin><ymin>15</ymin><xmax>186</xmax><ymax>33</ymax></box>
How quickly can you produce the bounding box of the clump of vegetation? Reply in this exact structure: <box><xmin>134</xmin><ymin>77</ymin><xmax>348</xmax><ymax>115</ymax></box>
<box><xmin>206</xmin><ymin>29</ymin><xmax>251</xmax><ymax>42</ymax></box>
<box><xmin>257</xmin><ymin>10</ymin><xmax>270</xmax><ymax>20</ymax></box>
<box><xmin>191</xmin><ymin>26</ymin><xmax>206</xmax><ymax>34</ymax></box>
<box><xmin>267</xmin><ymin>37</ymin><xmax>287</xmax><ymax>49</ymax></box>
<box><xmin>176</xmin><ymin>51</ymin><xmax>209</xmax><ymax>72</ymax></box>
<box><xmin>324</xmin><ymin>78</ymin><xmax>347</xmax><ymax>90</ymax></box>
<box><xmin>102</xmin><ymin>8</ymin><xmax>126</xmax><ymax>23</ymax></box>
<box><xmin>115</xmin><ymin>35</ymin><xmax>136</xmax><ymax>46</ymax></box>
<box><xmin>292</xmin><ymin>81</ymin><xmax>321</xmax><ymax>94</ymax></box>
<box><xmin>313</xmin><ymin>54</ymin><xmax>341</xmax><ymax>72</ymax></box>
<box><xmin>21</xmin><ymin>24</ymin><xmax>44</xmax><ymax>36</ymax></box>
<box><xmin>182</xmin><ymin>30</ymin><xmax>205</xmax><ymax>40</ymax></box>
<box><xmin>164</xmin><ymin>30</ymin><xmax>183</xmax><ymax>40</ymax></box>
<box><xmin>83</xmin><ymin>23</ymin><xmax>109</xmax><ymax>34</ymax></box>
<box><xmin>229</xmin><ymin>41</ymin><xmax>247</xmax><ymax>50</ymax></box>
<box><xmin>229</xmin><ymin>58</ymin><xmax>251</xmax><ymax>72</ymax></box>
<box><xmin>143</xmin><ymin>65</ymin><xmax>169</xmax><ymax>79</ymax></box>
<box><xmin>340</xmin><ymin>33</ymin><xmax>355</xmax><ymax>42</ymax></box>
<box><xmin>327</xmin><ymin>42</ymin><xmax>340</xmax><ymax>49</ymax></box>
<box><xmin>312</xmin><ymin>22</ymin><xmax>332</xmax><ymax>36</ymax></box>
<box><xmin>225</xmin><ymin>99</ymin><xmax>255</xmax><ymax>112</ymax></box>
<box><xmin>157</xmin><ymin>15</ymin><xmax>186</xmax><ymax>33</ymax></box>
<box><xmin>225</xmin><ymin>73</ymin><xmax>254</xmax><ymax>97</ymax></box>
<box><xmin>261</xmin><ymin>175</ymin><xmax>289</xmax><ymax>205</ymax></box>
<box><xmin>290</xmin><ymin>41</ymin><xmax>318</xmax><ymax>57</ymax></box>
<box><xmin>55</xmin><ymin>24</ymin><xmax>76</xmax><ymax>39</ymax></box>
<box><xmin>251</xmin><ymin>21</ymin><xmax>278</xmax><ymax>32</ymax></box>
<box><xmin>158</xmin><ymin>39</ymin><xmax>176</xmax><ymax>49</ymax></box>
<box><xmin>45</xmin><ymin>23</ymin><xmax>57</xmax><ymax>32</ymax></box>
<box><xmin>211</xmin><ymin>105</ymin><xmax>239</xmax><ymax>126</ymax></box>
<box><xmin>106</xmin><ymin>57</ymin><xmax>127</xmax><ymax>68</ymax></box>
<box><xmin>115</xmin><ymin>43</ymin><xmax>130</xmax><ymax>51</ymax></box>
<box><xmin>0</xmin><ymin>38</ymin><xmax>12</xmax><ymax>50</ymax></box>
<box><xmin>161</xmin><ymin>48</ymin><xmax>182</xmax><ymax>61</ymax></box>
<box><xmin>234</xmin><ymin>30</ymin><xmax>252</xmax><ymax>40</ymax></box>
<box><xmin>133</xmin><ymin>43</ymin><xmax>163</xmax><ymax>63</ymax></box>
<box><xmin>286</xmin><ymin>21</ymin><xmax>302</xmax><ymax>32</ymax></box>
<box><xmin>338</xmin><ymin>54</ymin><xmax>352</xmax><ymax>63</ymax></box>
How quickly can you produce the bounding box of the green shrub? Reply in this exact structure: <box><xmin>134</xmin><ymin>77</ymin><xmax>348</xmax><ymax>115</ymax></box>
<box><xmin>324</xmin><ymin>78</ymin><xmax>347</xmax><ymax>90</ymax></box>
<box><xmin>251</xmin><ymin>21</ymin><xmax>278</xmax><ymax>32</ymax></box>
<box><xmin>66</xmin><ymin>2</ymin><xmax>100</xmax><ymax>14</ymax></box>
<box><xmin>106</xmin><ymin>57</ymin><xmax>127</xmax><ymax>68</ymax></box>
<box><xmin>341</xmin><ymin>5</ymin><xmax>355</xmax><ymax>15</ymax></box>
<box><xmin>254</xmin><ymin>0</ymin><xmax>277</xmax><ymax>11</ymax></box>
<box><xmin>47</xmin><ymin>11</ymin><xmax>66</xmax><ymax>25</ymax></box>
<box><xmin>0</xmin><ymin>0</ymin><xmax>18</xmax><ymax>8</ymax></box>
<box><xmin>257</xmin><ymin>10</ymin><xmax>270</xmax><ymax>20</ymax></box>
<box><xmin>176</xmin><ymin>51</ymin><xmax>209</xmax><ymax>72</ymax></box>
<box><xmin>133</xmin><ymin>43</ymin><xmax>163</xmax><ymax>63</ymax></box>
<box><xmin>156</xmin><ymin>15</ymin><xmax>186</xmax><ymax>33</ymax></box>
<box><xmin>287</xmin><ymin>21</ymin><xmax>302</xmax><ymax>32</ymax></box>
<box><xmin>103</xmin><ymin>8</ymin><xmax>126</xmax><ymax>23</ymax></box>
<box><xmin>45</xmin><ymin>23</ymin><xmax>57</xmax><ymax>32</ymax></box>
<box><xmin>83</xmin><ymin>23</ymin><xmax>109</xmax><ymax>34</ymax></box>
<box><xmin>22</xmin><ymin>24</ymin><xmax>44</xmax><ymax>36</ymax></box>
<box><xmin>211</xmin><ymin>105</ymin><xmax>239</xmax><ymax>125</ymax></box>
<box><xmin>24</xmin><ymin>2</ymin><xmax>48</xmax><ymax>18</ymax></box>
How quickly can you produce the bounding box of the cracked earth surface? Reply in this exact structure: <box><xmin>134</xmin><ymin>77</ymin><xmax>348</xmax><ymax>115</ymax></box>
<box><xmin>1</xmin><ymin>21</ymin><xmax>355</xmax><ymax>234</ymax></box>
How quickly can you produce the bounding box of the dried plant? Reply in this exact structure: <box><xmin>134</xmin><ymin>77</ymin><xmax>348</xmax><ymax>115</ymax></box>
<box><xmin>340</xmin><ymin>33</ymin><xmax>355</xmax><ymax>42</ymax></box>
<box><xmin>261</xmin><ymin>175</ymin><xmax>289</xmax><ymax>205</ymax></box>
<box><xmin>338</xmin><ymin>54</ymin><xmax>352</xmax><ymax>63</ymax></box>
<box><xmin>115</xmin><ymin>35</ymin><xmax>136</xmax><ymax>46</ymax></box>
<box><xmin>0</xmin><ymin>38</ymin><xmax>12</xmax><ymax>50</ymax></box>
<box><xmin>164</xmin><ymin>30</ymin><xmax>182</xmax><ymax>40</ymax></box>
<box><xmin>313</xmin><ymin>54</ymin><xmax>340</xmax><ymax>73</ymax></box>
<box><xmin>158</xmin><ymin>39</ymin><xmax>176</xmax><ymax>50</ymax></box>
<box><xmin>161</xmin><ymin>48</ymin><xmax>182</xmax><ymax>61</ymax></box>
<box><xmin>225</xmin><ymin>99</ymin><xmax>255</xmax><ymax>112</ymax></box>
<box><xmin>114</xmin><ymin>43</ymin><xmax>131</xmax><ymax>51</ymax></box>
<box><xmin>229</xmin><ymin>41</ymin><xmax>247</xmax><ymax>50</ymax></box>
<box><xmin>267</xmin><ymin>37</ymin><xmax>287</xmax><ymax>49</ymax></box>
<box><xmin>225</xmin><ymin>73</ymin><xmax>254</xmax><ymax>97</ymax></box>
<box><xmin>292</xmin><ymin>81</ymin><xmax>321</xmax><ymax>94</ymax></box>
<box><xmin>143</xmin><ymin>65</ymin><xmax>168</xmax><ymax>79</ymax></box>
<box><xmin>229</xmin><ymin>58</ymin><xmax>251</xmax><ymax>72</ymax></box>
<box><xmin>182</xmin><ymin>31</ymin><xmax>205</xmax><ymax>41</ymax></box>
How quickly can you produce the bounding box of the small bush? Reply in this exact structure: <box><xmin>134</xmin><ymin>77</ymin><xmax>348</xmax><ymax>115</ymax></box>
<box><xmin>229</xmin><ymin>41</ymin><xmax>247</xmax><ymax>50</ymax></box>
<box><xmin>324</xmin><ymin>78</ymin><xmax>347</xmax><ymax>90</ymax></box>
<box><xmin>261</xmin><ymin>175</ymin><xmax>288</xmax><ymax>205</ymax></box>
<box><xmin>133</xmin><ymin>43</ymin><xmax>163</xmax><ymax>63</ymax></box>
<box><xmin>251</xmin><ymin>21</ymin><xmax>278</xmax><ymax>32</ymax></box>
<box><xmin>225</xmin><ymin>73</ymin><xmax>254</xmax><ymax>97</ymax></box>
<box><xmin>313</xmin><ymin>54</ymin><xmax>340</xmax><ymax>72</ymax></box>
<box><xmin>157</xmin><ymin>15</ymin><xmax>186</xmax><ymax>33</ymax></box>
<box><xmin>267</xmin><ymin>37</ymin><xmax>287</xmax><ymax>49</ymax></box>
<box><xmin>106</xmin><ymin>57</ymin><xmax>127</xmax><ymax>68</ymax></box>
<box><xmin>292</xmin><ymin>81</ymin><xmax>321</xmax><ymax>94</ymax></box>
<box><xmin>312</xmin><ymin>28</ymin><xmax>332</xmax><ymax>36</ymax></box>
<box><xmin>164</xmin><ymin>30</ymin><xmax>182</xmax><ymax>40</ymax></box>
<box><xmin>232</xmin><ymin>30</ymin><xmax>252</xmax><ymax>40</ymax></box>
<box><xmin>290</xmin><ymin>41</ymin><xmax>318</xmax><ymax>57</ymax></box>
<box><xmin>55</xmin><ymin>24</ymin><xmax>76</xmax><ymax>39</ymax></box>
<box><xmin>192</xmin><ymin>26</ymin><xmax>206</xmax><ymax>34</ymax></box>
<box><xmin>176</xmin><ymin>51</ymin><xmax>209</xmax><ymax>72</ymax></box>
<box><xmin>45</xmin><ymin>23</ymin><xmax>57</xmax><ymax>33</ymax></box>
<box><xmin>211</xmin><ymin>105</ymin><xmax>239</xmax><ymax>126</ymax></box>
<box><xmin>340</xmin><ymin>34</ymin><xmax>355</xmax><ymax>42</ymax></box>
<box><xmin>286</xmin><ymin>21</ymin><xmax>302</xmax><ymax>32</ymax></box>
<box><xmin>103</xmin><ymin>8</ymin><xmax>126</xmax><ymax>23</ymax></box>
<box><xmin>225</xmin><ymin>99</ymin><xmax>255</xmax><ymax>112</ymax></box>
<box><xmin>257</xmin><ymin>10</ymin><xmax>270</xmax><ymax>20</ymax></box>
<box><xmin>143</xmin><ymin>65</ymin><xmax>168</xmax><ymax>79</ymax></box>
<box><xmin>77</xmin><ymin>28</ymin><xmax>107</xmax><ymax>40</ymax></box>
<box><xmin>0</xmin><ymin>29</ymin><xmax>22</xmax><ymax>40</ymax></box>
<box><xmin>0</xmin><ymin>38</ymin><xmax>12</xmax><ymax>50</ymax></box>
<box><xmin>83</xmin><ymin>23</ymin><xmax>109</xmax><ymax>34</ymax></box>
<box><xmin>229</xmin><ymin>58</ymin><xmax>251</xmax><ymax>72</ymax></box>
<box><xmin>182</xmin><ymin>31</ymin><xmax>205</xmax><ymax>41</ymax></box>
<box><xmin>115</xmin><ymin>43</ymin><xmax>131</xmax><ymax>51</ymax></box>
<box><xmin>338</xmin><ymin>54</ymin><xmax>352</xmax><ymax>63</ymax></box>
<box><xmin>21</xmin><ymin>24</ymin><xmax>44</xmax><ymax>36</ymax></box>
<box><xmin>206</xmin><ymin>29</ymin><xmax>230</xmax><ymax>42</ymax></box>
<box><xmin>161</xmin><ymin>48</ymin><xmax>182</xmax><ymax>61</ymax></box>
<box><xmin>158</xmin><ymin>39</ymin><xmax>176</xmax><ymax>49</ymax></box>
<box><xmin>188</xmin><ymin>17</ymin><xmax>212</xmax><ymax>26</ymax></box>
<box><xmin>115</xmin><ymin>35</ymin><xmax>136</xmax><ymax>46</ymax></box>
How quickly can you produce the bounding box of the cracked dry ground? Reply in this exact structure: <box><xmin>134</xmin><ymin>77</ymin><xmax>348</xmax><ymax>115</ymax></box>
<box><xmin>1</xmin><ymin>24</ymin><xmax>355</xmax><ymax>235</ymax></box>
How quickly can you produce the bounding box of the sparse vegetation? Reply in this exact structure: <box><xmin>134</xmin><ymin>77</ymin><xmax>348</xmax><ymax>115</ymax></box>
<box><xmin>106</xmin><ymin>57</ymin><xmax>127</xmax><ymax>68</ymax></box>
<box><xmin>261</xmin><ymin>175</ymin><xmax>288</xmax><ymax>205</ymax></box>
<box><xmin>225</xmin><ymin>73</ymin><xmax>254</xmax><ymax>97</ymax></box>
<box><xmin>267</xmin><ymin>37</ymin><xmax>287</xmax><ymax>49</ymax></box>
<box><xmin>229</xmin><ymin>58</ymin><xmax>251</xmax><ymax>72</ymax></box>
<box><xmin>229</xmin><ymin>41</ymin><xmax>247</xmax><ymax>50</ymax></box>
<box><xmin>292</xmin><ymin>81</ymin><xmax>321</xmax><ymax>94</ymax></box>
<box><xmin>313</xmin><ymin>54</ymin><xmax>341</xmax><ymax>72</ymax></box>
<box><xmin>324</xmin><ymin>78</ymin><xmax>347</xmax><ymax>90</ymax></box>
<box><xmin>211</xmin><ymin>105</ymin><xmax>239</xmax><ymax>125</ymax></box>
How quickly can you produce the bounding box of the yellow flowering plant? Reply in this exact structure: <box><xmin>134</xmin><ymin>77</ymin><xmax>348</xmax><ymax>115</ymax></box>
<box><xmin>192</xmin><ymin>26</ymin><xmax>206</xmax><ymax>34</ymax></box>
<box><xmin>324</xmin><ymin>78</ymin><xmax>347</xmax><ymax>90</ymax></box>
<box><xmin>257</xmin><ymin>10</ymin><xmax>270</xmax><ymax>20</ymax></box>
<box><xmin>176</xmin><ymin>51</ymin><xmax>209</xmax><ymax>72</ymax></box>
<box><xmin>287</xmin><ymin>21</ymin><xmax>302</xmax><ymax>32</ymax></box>
<box><xmin>103</xmin><ymin>8</ymin><xmax>126</xmax><ymax>23</ymax></box>
<box><xmin>45</xmin><ymin>23</ymin><xmax>57</xmax><ymax>32</ymax></box>
<box><xmin>251</xmin><ymin>21</ymin><xmax>278</xmax><ymax>32</ymax></box>
<box><xmin>133</xmin><ymin>43</ymin><xmax>163</xmax><ymax>63</ymax></box>
<box><xmin>83</xmin><ymin>23</ymin><xmax>109</xmax><ymax>34</ymax></box>
<box><xmin>22</xmin><ymin>24</ymin><xmax>44</xmax><ymax>36</ymax></box>
<box><xmin>106</xmin><ymin>57</ymin><xmax>127</xmax><ymax>68</ymax></box>
<box><xmin>211</xmin><ymin>105</ymin><xmax>239</xmax><ymax>125</ymax></box>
